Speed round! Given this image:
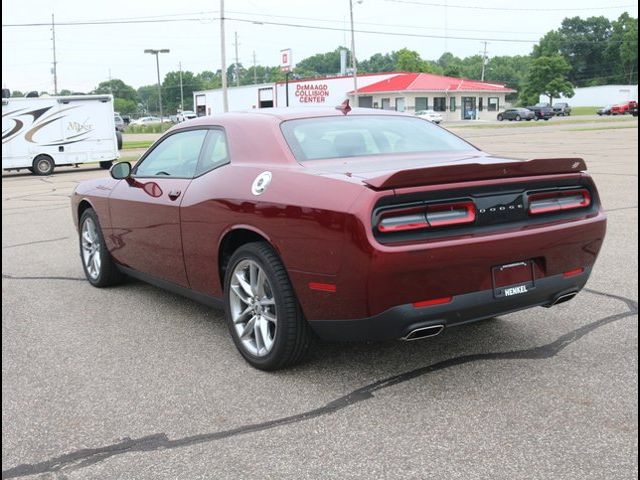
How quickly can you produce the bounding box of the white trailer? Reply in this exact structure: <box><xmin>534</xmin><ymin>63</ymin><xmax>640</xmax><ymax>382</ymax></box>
<box><xmin>2</xmin><ymin>94</ymin><xmax>120</xmax><ymax>175</ymax></box>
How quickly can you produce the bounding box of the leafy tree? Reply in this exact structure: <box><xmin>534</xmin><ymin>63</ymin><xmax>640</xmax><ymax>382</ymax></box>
<box><xmin>606</xmin><ymin>13</ymin><xmax>639</xmax><ymax>84</ymax></box>
<box><xmin>10</xmin><ymin>90</ymin><xmax>24</xmax><ymax>97</ymax></box>
<box><xmin>521</xmin><ymin>55</ymin><xmax>574</xmax><ymax>105</ymax></box>
<box><xmin>359</xmin><ymin>52</ymin><xmax>397</xmax><ymax>73</ymax></box>
<box><xmin>162</xmin><ymin>70</ymin><xmax>203</xmax><ymax>112</ymax></box>
<box><xmin>114</xmin><ymin>98</ymin><xmax>137</xmax><ymax>115</ymax></box>
<box><xmin>197</xmin><ymin>70</ymin><xmax>222</xmax><ymax>90</ymax></box>
<box><xmin>93</xmin><ymin>79</ymin><xmax>138</xmax><ymax>102</ymax></box>
<box><xmin>137</xmin><ymin>85</ymin><xmax>159</xmax><ymax>115</ymax></box>
<box><xmin>59</xmin><ymin>89</ymin><xmax>73</xmax><ymax>96</ymax></box>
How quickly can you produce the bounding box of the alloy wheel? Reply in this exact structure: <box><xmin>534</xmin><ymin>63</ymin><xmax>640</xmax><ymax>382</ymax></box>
<box><xmin>81</xmin><ymin>217</ymin><xmax>101</xmax><ymax>279</ymax></box>
<box><xmin>229</xmin><ymin>259</ymin><xmax>278</xmax><ymax>357</ymax></box>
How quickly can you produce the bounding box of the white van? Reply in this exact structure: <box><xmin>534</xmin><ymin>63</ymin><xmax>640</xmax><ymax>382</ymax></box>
<box><xmin>2</xmin><ymin>94</ymin><xmax>120</xmax><ymax>175</ymax></box>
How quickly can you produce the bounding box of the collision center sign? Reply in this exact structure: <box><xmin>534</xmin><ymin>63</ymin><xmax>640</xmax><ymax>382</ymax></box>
<box><xmin>295</xmin><ymin>83</ymin><xmax>330</xmax><ymax>103</ymax></box>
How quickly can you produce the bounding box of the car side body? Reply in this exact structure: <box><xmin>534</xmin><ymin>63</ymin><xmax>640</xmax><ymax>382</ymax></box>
<box><xmin>71</xmin><ymin>108</ymin><xmax>607</xmax><ymax>367</ymax></box>
<box><xmin>497</xmin><ymin>108</ymin><xmax>535</xmax><ymax>121</ymax></box>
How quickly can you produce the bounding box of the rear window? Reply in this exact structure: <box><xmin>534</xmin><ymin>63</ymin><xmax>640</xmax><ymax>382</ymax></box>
<box><xmin>281</xmin><ymin>115</ymin><xmax>476</xmax><ymax>161</ymax></box>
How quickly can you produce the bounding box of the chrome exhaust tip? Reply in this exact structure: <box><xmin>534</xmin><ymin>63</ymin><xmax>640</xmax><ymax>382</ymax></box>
<box><xmin>402</xmin><ymin>324</ymin><xmax>445</xmax><ymax>341</ymax></box>
<box><xmin>548</xmin><ymin>291</ymin><xmax>578</xmax><ymax>307</ymax></box>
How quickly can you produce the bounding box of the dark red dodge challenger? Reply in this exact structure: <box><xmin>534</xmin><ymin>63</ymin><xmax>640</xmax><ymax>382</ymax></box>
<box><xmin>71</xmin><ymin>107</ymin><xmax>607</xmax><ymax>370</ymax></box>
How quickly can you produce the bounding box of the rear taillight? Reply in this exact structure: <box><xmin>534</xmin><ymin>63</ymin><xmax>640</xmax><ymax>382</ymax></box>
<box><xmin>378</xmin><ymin>201</ymin><xmax>476</xmax><ymax>233</ymax></box>
<box><xmin>528</xmin><ymin>189</ymin><xmax>591</xmax><ymax>215</ymax></box>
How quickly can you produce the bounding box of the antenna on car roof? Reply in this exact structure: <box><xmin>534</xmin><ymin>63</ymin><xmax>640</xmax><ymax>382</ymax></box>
<box><xmin>336</xmin><ymin>99</ymin><xmax>351</xmax><ymax>115</ymax></box>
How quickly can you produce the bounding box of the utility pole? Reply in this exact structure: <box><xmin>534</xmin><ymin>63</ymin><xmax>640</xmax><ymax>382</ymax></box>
<box><xmin>233</xmin><ymin>31</ymin><xmax>240</xmax><ymax>87</ymax></box>
<box><xmin>252</xmin><ymin>51</ymin><xmax>257</xmax><ymax>85</ymax></box>
<box><xmin>220</xmin><ymin>0</ymin><xmax>228</xmax><ymax>112</ymax></box>
<box><xmin>179</xmin><ymin>61</ymin><xmax>184</xmax><ymax>111</ymax></box>
<box><xmin>480</xmin><ymin>41</ymin><xmax>489</xmax><ymax>81</ymax></box>
<box><xmin>51</xmin><ymin>14</ymin><xmax>58</xmax><ymax>95</ymax></box>
<box><xmin>349</xmin><ymin>0</ymin><xmax>358</xmax><ymax>107</ymax></box>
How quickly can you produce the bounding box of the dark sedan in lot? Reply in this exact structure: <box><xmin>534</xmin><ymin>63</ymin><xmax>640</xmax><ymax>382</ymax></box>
<box><xmin>497</xmin><ymin>108</ymin><xmax>535</xmax><ymax>121</ymax></box>
<box><xmin>71</xmin><ymin>107</ymin><xmax>607</xmax><ymax>370</ymax></box>
<box><xmin>526</xmin><ymin>105</ymin><xmax>555</xmax><ymax>120</ymax></box>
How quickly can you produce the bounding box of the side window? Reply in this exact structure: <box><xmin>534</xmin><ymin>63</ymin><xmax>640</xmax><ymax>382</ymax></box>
<box><xmin>134</xmin><ymin>129</ymin><xmax>207</xmax><ymax>178</ymax></box>
<box><xmin>195</xmin><ymin>129</ymin><xmax>230</xmax><ymax>176</ymax></box>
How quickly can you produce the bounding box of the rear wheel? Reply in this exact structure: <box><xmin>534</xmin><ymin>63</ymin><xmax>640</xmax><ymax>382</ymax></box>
<box><xmin>224</xmin><ymin>242</ymin><xmax>312</xmax><ymax>370</ymax></box>
<box><xmin>79</xmin><ymin>209</ymin><xmax>125</xmax><ymax>287</ymax></box>
<box><xmin>497</xmin><ymin>114</ymin><xmax>503</xmax><ymax>121</ymax></box>
<box><xmin>100</xmin><ymin>160</ymin><xmax>113</xmax><ymax>169</ymax></box>
<box><xmin>515</xmin><ymin>114</ymin><xmax>521</xmax><ymax>121</ymax></box>
<box><xmin>32</xmin><ymin>155</ymin><xmax>54</xmax><ymax>176</ymax></box>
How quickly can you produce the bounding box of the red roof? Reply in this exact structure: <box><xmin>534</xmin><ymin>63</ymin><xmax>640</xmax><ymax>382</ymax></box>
<box><xmin>353</xmin><ymin>73</ymin><xmax>516</xmax><ymax>94</ymax></box>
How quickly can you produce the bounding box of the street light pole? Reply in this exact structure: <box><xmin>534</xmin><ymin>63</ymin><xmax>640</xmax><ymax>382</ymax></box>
<box><xmin>220</xmin><ymin>0</ymin><xmax>229</xmax><ymax>112</ymax></box>
<box><xmin>349</xmin><ymin>0</ymin><xmax>359</xmax><ymax>107</ymax></box>
<box><xmin>144</xmin><ymin>49</ymin><xmax>169</xmax><ymax>120</ymax></box>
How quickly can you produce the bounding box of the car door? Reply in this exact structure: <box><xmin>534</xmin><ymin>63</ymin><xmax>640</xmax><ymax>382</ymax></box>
<box><xmin>108</xmin><ymin>128</ymin><xmax>209</xmax><ymax>286</ymax></box>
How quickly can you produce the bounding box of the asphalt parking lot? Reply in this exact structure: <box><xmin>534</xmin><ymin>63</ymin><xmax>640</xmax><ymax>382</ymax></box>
<box><xmin>2</xmin><ymin>119</ymin><xmax>638</xmax><ymax>479</ymax></box>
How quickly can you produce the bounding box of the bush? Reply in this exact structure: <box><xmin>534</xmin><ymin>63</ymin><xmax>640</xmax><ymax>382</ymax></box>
<box><xmin>125</xmin><ymin>123</ymin><xmax>173</xmax><ymax>134</ymax></box>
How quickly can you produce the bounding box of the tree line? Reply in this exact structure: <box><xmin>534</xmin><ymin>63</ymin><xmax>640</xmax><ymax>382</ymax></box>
<box><xmin>10</xmin><ymin>13</ymin><xmax>637</xmax><ymax>114</ymax></box>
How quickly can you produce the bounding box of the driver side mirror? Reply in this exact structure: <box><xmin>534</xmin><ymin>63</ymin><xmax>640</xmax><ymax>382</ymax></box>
<box><xmin>110</xmin><ymin>161</ymin><xmax>131</xmax><ymax>179</ymax></box>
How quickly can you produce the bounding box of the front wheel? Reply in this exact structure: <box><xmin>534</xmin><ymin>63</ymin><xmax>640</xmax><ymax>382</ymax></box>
<box><xmin>224</xmin><ymin>242</ymin><xmax>312</xmax><ymax>370</ymax></box>
<box><xmin>79</xmin><ymin>209</ymin><xmax>125</xmax><ymax>287</ymax></box>
<box><xmin>515</xmin><ymin>115</ymin><xmax>521</xmax><ymax>121</ymax></box>
<box><xmin>497</xmin><ymin>114</ymin><xmax>503</xmax><ymax>121</ymax></box>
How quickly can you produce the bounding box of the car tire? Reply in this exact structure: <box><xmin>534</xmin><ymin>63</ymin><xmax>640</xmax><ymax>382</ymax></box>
<box><xmin>100</xmin><ymin>160</ymin><xmax>113</xmax><ymax>170</ymax></box>
<box><xmin>224</xmin><ymin>241</ymin><xmax>312</xmax><ymax>371</ymax></box>
<box><xmin>32</xmin><ymin>154</ymin><xmax>54</xmax><ymax>176</ymax></box>
<box><xmin>116</xmin><ymin>130</ymin><xmax>123</xmax><ymax>150</ymax></box>
<box><xmin>79</xmin><ymin>208</ymin><xmax>126</xmax><ymax>287</ymax></box>
<box><xmin>497</xmin><ymin>114</ymin><xmax>503</xmax><ymax>121</ymax></box>
<box><xmin>515</xmin><ymin>115</ymin><xmax>521</xmax><ymax>121</ymax></box>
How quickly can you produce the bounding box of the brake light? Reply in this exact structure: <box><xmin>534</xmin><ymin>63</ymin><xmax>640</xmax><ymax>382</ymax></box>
<box><xmin>378</xmin><ymin>201</ymin><xmax>476</xmax><ymax>233</ymax></box>
<box><xmin>528</xmin><ymin>189</ymin><xmax>591</xmax><ymax>215</ymax></box>
<box><xmin>413</xmin><ymin>296</ymin><xmax>453</xmax><ymax>308</ymax></box>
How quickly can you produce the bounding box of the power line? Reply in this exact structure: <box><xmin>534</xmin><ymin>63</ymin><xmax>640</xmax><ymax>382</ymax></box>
<box><xmin>383</xmin><ymin>0</ymin><xmax>636</xmax><ymax>12</ymax></box>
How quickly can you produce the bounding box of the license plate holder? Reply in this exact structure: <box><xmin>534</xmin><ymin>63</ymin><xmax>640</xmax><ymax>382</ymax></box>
<box><xmin>492</xmin><ymin>260</ymin><xmax>535</xmax><ymax>299</ymax></box>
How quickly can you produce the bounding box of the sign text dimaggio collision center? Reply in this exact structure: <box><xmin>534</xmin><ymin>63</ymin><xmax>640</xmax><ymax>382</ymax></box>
<box><xmin>295</xmin><ymin>84</ymin><xmax>330</xmax><ymax>103</ymax></box>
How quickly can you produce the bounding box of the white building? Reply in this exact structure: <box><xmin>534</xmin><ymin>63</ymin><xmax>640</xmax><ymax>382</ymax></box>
<box><xmin>193</xmin><ymin>72</ymin><xmax>515</xmax><ymax>121</ymax></box>
<box><xmin>541</xmin><ymin>84</ymin><xmax>638</xmax><ymax>107</ymax></box>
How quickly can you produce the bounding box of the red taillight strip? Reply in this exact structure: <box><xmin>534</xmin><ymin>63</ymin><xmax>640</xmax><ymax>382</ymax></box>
<box><xmin>563</xmin><ymin>268</ymin><xmax>584</xmax><ymax>278</ymax></box>
<box><xmin>377</xmin><ymin>201</ymin><xmax>476</xmax><ymax>233</ymax></box>
<box><xmin>528</xmin><ymin>189</ymin><xmax>591</xmax><ymax>215</ymax></box>
<box><xmin>412</xmin><ymin>296</ymin><xmax>453</xmax><ymax>308</ymax></box>
<box><xmin>308</xmin><ymin>282</ymin><xmax>337</xmax><ymax>292</ymax></box>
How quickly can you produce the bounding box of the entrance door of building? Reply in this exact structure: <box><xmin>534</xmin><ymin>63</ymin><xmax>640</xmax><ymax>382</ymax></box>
<box><xmin>462</xmin><ymin>97</ymin><xmax>476</xmax><ymax>120</ymax></box>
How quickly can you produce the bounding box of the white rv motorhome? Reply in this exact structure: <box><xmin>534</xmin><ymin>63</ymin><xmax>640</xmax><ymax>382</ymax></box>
<box><xmin>2</xmin><ymin>94</ymin><xmax>120</xmax><ymax>175</ymax></box>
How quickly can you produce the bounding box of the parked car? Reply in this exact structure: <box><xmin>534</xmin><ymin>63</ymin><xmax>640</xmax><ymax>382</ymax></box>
<box><xmin>596</xmin><ymin>105</ymin><xmax>612</xmax><ymax>116</ymax></box>
<box><xmin>71</xmin><ymin>107</ymin><xmax>606</xmax><ymax>370</ymax></box>
<box><xmin>121</xmin><ymin>115</ymin><xmax>131</xmax><ymax>125</ymax></box>
<box><xmin>611</xmin><ymin>101</ymin><xmax>638</xmax><ymax>115</ymax></box>
<box><xmin>177</xmin><ymin>110</ymin><xmax>198</xmax><ymax>123</ymax></box>
<box><xmin>414</xmin><ymin>109</ymin><xmax>443</xmax><ymax>124</ymax></box>
<box><xmin>130</xmin><ymin>116</ymin><xmax>162</xmax><ymax>126</ymax></box>
<box><xmin>114</xmin><ymin>114</ymin><xmax>125</xmax><ymax>132</ymax></box>
<box><xmin>526</xmin><ymin>105</ymin><xmax>555</xmax><ymax>121</ymax></box>
<box><xmin>497</xmin><ymin>108</ymin><xmax>535</xmax><ymax>122</ymax></box>
<box><xmin>553</xmin><ymin>103</ymin><xmax>571</xmax><ymax>116</ymax></box>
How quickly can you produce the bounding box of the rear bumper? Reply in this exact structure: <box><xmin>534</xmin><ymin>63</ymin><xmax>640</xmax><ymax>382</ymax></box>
<box><xmin>308</xmin><ymin>269</ymin><xmax>590</xmax><ymax>341</ymax></box>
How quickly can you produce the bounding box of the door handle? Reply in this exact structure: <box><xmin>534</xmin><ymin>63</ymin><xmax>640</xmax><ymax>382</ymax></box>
<box><xmin>168</xmin><ymin>190</ymin><xmax>181</xmax><ymax>200</ymax></box>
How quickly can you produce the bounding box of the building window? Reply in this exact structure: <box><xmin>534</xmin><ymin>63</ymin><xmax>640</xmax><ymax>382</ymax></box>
<box><xmin>395</xmin><ymin>97</ymin><xmax>406</xmax><ymax>112</ymax></box>
<box><xmin>488</xmin><ymin>97</ymin><xmax>499</xmax><ymax>112</ymax></box>
<box><xmin>381</xmin><ymin>98</ymin><xmax>391</xmax><ymax>110</ymax></box>
<box><xmin>433</xmin><ymin>97</ymin><xmax>446</xmax><ymax>112</ymax></box>
<box><xmin>450</xmin><ymin>97</ymin><xmax>456</xmax><ymax>112</ymax></box>
<box><xmin>415</xmin><ymin>97</ymin><xmax>428</xmax><ymax>111</ymax></box>
<box><xmin>478</xmin><ymin>97</ymin><xmax>484</xmax><ymax>111</ymax></box>
<box><xmin>359</xmin><ymin>96</ymin><xmax>373</xmax><ymax>108</ymax></box>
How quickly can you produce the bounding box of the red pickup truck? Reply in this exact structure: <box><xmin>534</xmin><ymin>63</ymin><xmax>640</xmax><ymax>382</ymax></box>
<box><xmin>610</xmin><ymin>100</ymin><xmax>638</xmax><ymax>116</ymax></box>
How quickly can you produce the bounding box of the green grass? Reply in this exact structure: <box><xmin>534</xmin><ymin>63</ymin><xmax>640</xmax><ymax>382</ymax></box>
<box><xmin>125</xmin><ymin>123</ymin><xmax>173</xmax><ymax>134</ymax></box>
<box><xmin>122</xmin><ymin>140</ymin><xmax>154</xmax><ymax>150</ymax></box>
<box><xmin>567</xmin><ymin>124</ymin><xmax>638</xmax><ymax>132</ymax></box>
<box><xmin>570</xmin><ymin>106</ymin><xmax>600</xmax><ymax>116</ymax></box>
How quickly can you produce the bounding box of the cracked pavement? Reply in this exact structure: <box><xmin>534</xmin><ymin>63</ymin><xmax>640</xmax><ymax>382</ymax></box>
<box><xmin>2</xmin><ymin>121</ymin><xmax>638</xmax><ymax>479</ymax></box>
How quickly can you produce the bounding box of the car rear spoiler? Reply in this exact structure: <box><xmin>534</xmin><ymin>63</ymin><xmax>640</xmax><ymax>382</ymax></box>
<box><xmin>362</xmin><ymin>158</ymin><xmax>588</xmax><ymax>190</ymax></box>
